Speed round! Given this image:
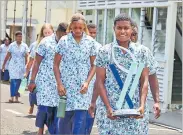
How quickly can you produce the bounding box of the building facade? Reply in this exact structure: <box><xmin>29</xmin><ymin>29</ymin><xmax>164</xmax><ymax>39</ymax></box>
<box><xmin>0</xmin><ymin>0</ymin><xmax>76</xmax><ymax>45</ymax></box>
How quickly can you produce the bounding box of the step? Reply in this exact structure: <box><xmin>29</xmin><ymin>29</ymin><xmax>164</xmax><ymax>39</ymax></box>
<box><xmin>174</xmin><ymin>62</ymin><xmax>181</xmax><ymax>66</ymax></box>
<box><xmin>172</xmin><ymin>95</ymin><xmax>182</xmax><ymax>102</ymax></box>
<box><xmin>172</xmin><ymin>88</ymin><xmax>182</xmax><ymax>93</ymax></box>
<box><xmin>173</xmin><ymin>69</ymin><xmax>182</xmax><ymax>72</ymax></box>
<box><xmin>173</xmin><ymin>78</ymin><xmax>182</xmax><ymax>82</ymax></box>
<box><xmin>172</xmin><ymin>92</ymin><xmax>182</xmax><ymax>96</ymax></box>
<box><xmin>172</xmin><ymin>86</ymin><xmax>182</xmax><ymax>89</ymax></box>
<box><xmin>173</xmin><ymin>72</ymin><xmax>182</xmax><ymax>76</ymax></box>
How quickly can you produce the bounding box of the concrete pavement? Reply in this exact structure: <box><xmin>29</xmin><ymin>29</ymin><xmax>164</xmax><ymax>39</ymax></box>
<box><xmin>0</xmin><ymin>82</ymin><xmax>182</xmax><ymax>135</ymax></box>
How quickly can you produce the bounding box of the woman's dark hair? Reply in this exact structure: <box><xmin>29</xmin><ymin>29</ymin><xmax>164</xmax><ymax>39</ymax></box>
<box><xmin>114</xmin><ymin>13</ymin><xmax>133</xmax><ymax>26</ymax></box>
<box><xmin>87</xmin><ymin>23</ymin><xmax>97</xmax><ymax>29</ymax></box>
<box><xmin>3</xmin><ymin>37</ymin><xmax>10</xmax><ymax>42</ymax></box>
<box><xmin>15</xmin><ymin>31</ymin><xmax>22</xmax><ymax>36</ymax></box>
<box><xmin>57</xmin><ymin>22</ymin><xmax>68</xmax><ymax>32</ymax></box>
<box><xmin>131</xmin><ymin>20</ymin><xmax>138</xmax><ymax>30</ymax></box>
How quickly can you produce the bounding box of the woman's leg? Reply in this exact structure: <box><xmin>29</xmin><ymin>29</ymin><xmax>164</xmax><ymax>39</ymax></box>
<box><xmin>29</xmin><ymin>93</ymin><xmax>35</xmax><ymax>114</ymax></box>
<box><xmin>86</xmin><ymin>111</ymin><xmax>95</xmax><ymax>134</ymax></box>
<box><xmin>9</xmin><ymin>79</ymin><xmax>16</xmax><ymax>102</ymax></box>
<box><xmin>56</xmin><ymin>111</ymin><xmax>73</xmax><ymax>134</ymax></box>
<box><xmin>72</xmin><ymin>110</ymin><xmax>88</xmax><ymax>134</ymax></box>
<box><xmin>15</xmin><ymin>79</ymin><xmax>21</xmax><ymax>102</ymax></box>
<box><xmin>35</xmin><ymin>105</ymin><xmax>47</xmax><ymax>135</ymax></box>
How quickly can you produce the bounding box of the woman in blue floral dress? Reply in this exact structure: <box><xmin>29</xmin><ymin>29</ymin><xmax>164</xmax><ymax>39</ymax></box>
<box><xmin>130</xmin><ymin>21</ymin><xmax>160</xmax><ymax>134</ymax></box>
<box><xmin>2</xmin><ymin>31</ymin><xmax>29</xmax><ymax>103</ymax></box>
<box><xmin>28</xmin><ymin>23</ymin><xmax>68</xmax><ymax>135</ymax></box>
<box><xmin>54</xmin><ymin>13</ymin><xmax>97</xmax><ymax>134</ymax></box>
<box><xmin>94</xmin><ymin>14</ymin><xmax>151</xmax><ymax>135</ymax></box>
<box><xmin>24</xmin><ymin>23</ymin><xmax>54</xmax><ymax>114</ymax></box>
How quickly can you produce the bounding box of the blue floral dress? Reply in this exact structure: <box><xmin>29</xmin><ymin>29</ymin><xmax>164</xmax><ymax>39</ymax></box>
<box><xmin>88</xmin><ymin>41</ymin><xmax>102</xmax><ymax>101</ymax></box>
<box><xmin>55</xmin><ymin>32</ymin><xmax>97</xmax><ymax>111</ymax></box>
<box><xmin>35</xmin><ymin>34</ymin><xmax>59</xmax><ymax>107</ymax></box>
<box><xmin>8</xmin><ymin>41</ymin><xmax>29</xmax><ymax>79</ymax></box>
<box><xmin>0</xmin><ymin>44</ymin><xmax>9</xmax><ymax>69</ymax></box>
<box><xmin>95</xmin><ymin>41</ymin><xmax>157</xmax><ymax>135</ymax></box>
<box><xmin>137</xmin><ymin>44</ymin><xmax>158</xmax><ymax>134</ymax></box>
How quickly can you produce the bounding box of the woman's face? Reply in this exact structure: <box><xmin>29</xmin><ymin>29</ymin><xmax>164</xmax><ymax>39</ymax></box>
<box><xmin>71</xmin><ymin>20</ymin><xmax>85</xmax><ymax>37</ymax></box>
<box><xmin>43</xmin><ymin>28</ymin><xmax>53</xmax><ymax>37</ymax></box>
<box><xmin>4</xmin><ymin>39</ymin><xmax>10</xmax><ymax>45</ymax></box>
<box><xmin>114</xmin><ymin>20</ymin><xmax>133</xmax><ymax>43</ymax></box>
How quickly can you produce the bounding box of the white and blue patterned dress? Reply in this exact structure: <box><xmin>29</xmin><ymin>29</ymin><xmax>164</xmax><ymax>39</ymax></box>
<box><xmin>55</xmin><ymin>32</ymin><xmax>97</xmax><ymax>111</ymax></box>
<box><xmin>0</xmin><ymin>44</ymin><xmax>9</xmax><ymax>69</ymax></box>
<box><xmin>35</xmin><ymin>34</ymin><xmax>59</xmax><ymax>107</ymax></box>
<box><xmin>8</xmin><ymin>41</ymin><xmax>29</xmax><ymax>79</ymax></box>
<box><xmin>137</xmin><ymin>44</ymin><xmax>158</xmax><ymax>134</ymax></box>
<box><xmin>95</xmin><ymin>41</ymin><xmax>157</xmax><ymax>135</ymax></box>
<box><xmin>88</xmin><ymin>41</ymin><xmax>102</xmax><ymax>101</ymax></box>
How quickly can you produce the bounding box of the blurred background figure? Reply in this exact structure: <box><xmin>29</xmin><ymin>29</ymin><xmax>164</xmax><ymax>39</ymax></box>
<box><xmin>0</xmin><ymin>37</ymin><xmax>11</xmax><ymax>82</ymax></box>
<box><xmin>2</xmin><ymin>31</ymin><xmax>29</xmax><ymax>103</ymax></box>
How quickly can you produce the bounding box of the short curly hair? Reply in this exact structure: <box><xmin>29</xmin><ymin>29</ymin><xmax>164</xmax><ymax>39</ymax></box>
<box><xmin>87</xmin><ymin>23</ymin><xmax>97</xmax><ymax>29</ymax></box>
<box><xmin>57</xmin><ymin>22</ymin><xmax>68</xmax><ymax>32</ymax></box>
<box><xmin>114</xmin><ymin>13</ymin><xmax>133</xmax><ymax>26</ymax></box>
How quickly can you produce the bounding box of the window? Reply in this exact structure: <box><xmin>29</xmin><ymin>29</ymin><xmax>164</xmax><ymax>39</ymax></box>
<box><xmin>96</xmin><ymin>10</ymin><xmax>104</xmax><ymax>44</ymax></box>
<box><xmin>86</xmin><ymin>10</ymin><xmax>93</xmax><ymax>15</ymax></box>
<box><xmin>106</xmin><ymin>9</ymin><xmax>115</xmax><ymax>44</ymax></box>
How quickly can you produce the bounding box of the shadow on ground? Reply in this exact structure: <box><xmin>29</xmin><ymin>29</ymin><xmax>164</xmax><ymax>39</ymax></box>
<box><xmin>21</xmin><ymin>130</ymin><xmax>50</xmax><ymax>135</ymax></box>
<box><xmin>21</xmin><ymin>130</ymin><xmax>38</xmax><ymax>135</ymax></box>
<box><xmin>16</xmin><ymin>115</ymin><xmax>36</xmax><ymax>119</ymax></box>
<box><xmin>1</xmin><ymin>101</ymin><xmax>24</xmax><ymax>104</ymax></box>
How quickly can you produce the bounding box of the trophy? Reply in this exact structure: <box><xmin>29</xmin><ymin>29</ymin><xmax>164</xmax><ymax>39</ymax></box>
<box><xmin>109</xmin><ymin>44</ymin><xmax>144</xmax><ymax>118</ymax></box>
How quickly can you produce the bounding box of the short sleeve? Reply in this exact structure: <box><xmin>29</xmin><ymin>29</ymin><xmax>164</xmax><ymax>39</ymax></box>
<box><xmin>7</xmin><ymin>44</ymin><xmax>13</xmax><ymax>53</ymax></box>
<box><xmin>25</xmin><ymin>44</ymin><xmax>30</xmax><ymax>53</ymax></box>
<box><xmin>95</xmin><ymin>42</ymin><xmax>102</xmax><ymax>54</ymax></box>
<box><xmin>29</xmin><ymin>42</ymin><xmax>35</xmax><ymax>52</ymax></box>
<box><xmin>95</xmin><ymin>47</ymin><xmax>108</xmax><ymax>68</ymax></box>
<box><xmin>146</xmin><ymin>48</ymin><xmax>158</xmax><ymax>75</ymax></box>
<box><xmin>0</xmin><ymin>45</ymin><xmax>3</xmax><ymax>52</ymax></box>
<box><xmin>90</xmin><ymin>40</ymin><xmax>97</xmax><ymax>56</ymax></box>
<box><xmin>30</xmin><ymin>46</ymin><xmax>36</xmax><ymax>58</ymax></box>
<box><xmin>36</xmin><ymin>42</ymin><xmax>46</xmax><ymax>57</ymax></box>
<box><xmin>55</xmin><ymin>38</ymin><xmax>66</xmax><ymax>56</ymax></box>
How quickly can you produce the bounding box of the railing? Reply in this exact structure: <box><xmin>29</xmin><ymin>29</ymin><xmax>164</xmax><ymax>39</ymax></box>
<box><xmin>177</xmin><ymin>5</ymin><xmax>182</xmax><ymax>36</ymax></box>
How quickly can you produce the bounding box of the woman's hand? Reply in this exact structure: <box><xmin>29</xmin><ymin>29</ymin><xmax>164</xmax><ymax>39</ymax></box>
<box><xmin>131</xmin><ymin>106</ymin><xmax>145</xmax><ymax>119</ymax></box>
<box><xmin>80</xmin><ymin>82</ymin><xmax>89</xmax><ymax>94</ymax></box>
<box><xmin>107</xmin><ymin>107</ymin><xmax>117</xmax><ymax>120</ymax></box>
<box><xmin>1</xmin><ymin>65</ymin><xmax>5</xmax><ymax>72</ymax></box>
<box><xmin>57</xmin><ymin>84</ymin><xmax>66</xmax><ymax>96</ymax></box>
<box><xmin>24</xmin><ymin>73</ymin><xmax>28</xmax><ymax>78</ymax></box>
<box><xmin>28</xmin><ymin>82</ymin><xmax>36</xmax><ymax>93</ymax></box>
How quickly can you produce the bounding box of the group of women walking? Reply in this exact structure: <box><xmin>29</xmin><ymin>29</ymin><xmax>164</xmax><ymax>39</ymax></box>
<box><xmin>1</xmin><ymin>12</ymin><xmax>161</xmax><ymax>135</ymax></box>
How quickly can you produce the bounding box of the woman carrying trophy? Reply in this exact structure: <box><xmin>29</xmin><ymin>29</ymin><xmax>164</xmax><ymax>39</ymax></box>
<box><xmin>94</xmin><ymin>13</ymin><xmax>152</xmax><ymax>135</ymax></box>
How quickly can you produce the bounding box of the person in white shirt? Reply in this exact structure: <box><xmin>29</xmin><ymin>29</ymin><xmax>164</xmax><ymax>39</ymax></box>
<box><xmin>0</xmin><ymin>37</ymin><xmax>10</xmax><ymax>81</ymax></box>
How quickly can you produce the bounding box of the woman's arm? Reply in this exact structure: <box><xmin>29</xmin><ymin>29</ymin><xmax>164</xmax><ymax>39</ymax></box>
<box><xmin>86</xmin><ymin>56</ymin><xmax>96</xmax><ymax>83</ymax></box>
<box><xmin>2</xmin><ymin>52</ymin><xmax>11</xmax><ymax>71</ymax></box>
<box><xmin>28</xmin><ymin>53</ymin><xmax>43</xmax><ymax>92</ymax></box>
<box><xmin>53</xmin><ymin>53</ymin><xmax>66</xmax><ymax>96</ymax></box>
<box><xmin>80</xmin><ymin>56</ymin><xmax>96</xmax><ymax>94</ymax></box>
<box><xmin>96</xmin><ymin>66</ymin><xmax>117</xmax><ymax>120</ymax></box>
<box><xmin>25</xmin><ymin>52</ymin><xmax>29</xmax><ymax>66</ymax></box>
<box><xmin>24</xmin><ymin>57</ymin><xmax>34</xmax><ymax>77</ymax></box>
<box><xmin>140</xmin><ymin>67</ymin><xmax>149</xmax><ymax>108</ymax></box>
<box><xmin>30</xmin><ymin>53</ymin><xmax>43</xmax><ymax>81</ymax></box>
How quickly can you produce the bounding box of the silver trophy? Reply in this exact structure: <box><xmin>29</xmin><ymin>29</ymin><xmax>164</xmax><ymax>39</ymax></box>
<box><xmin>110</xmin><ymin>44</ymin><xmax>144</xmax><ymax>118</ymax></box>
